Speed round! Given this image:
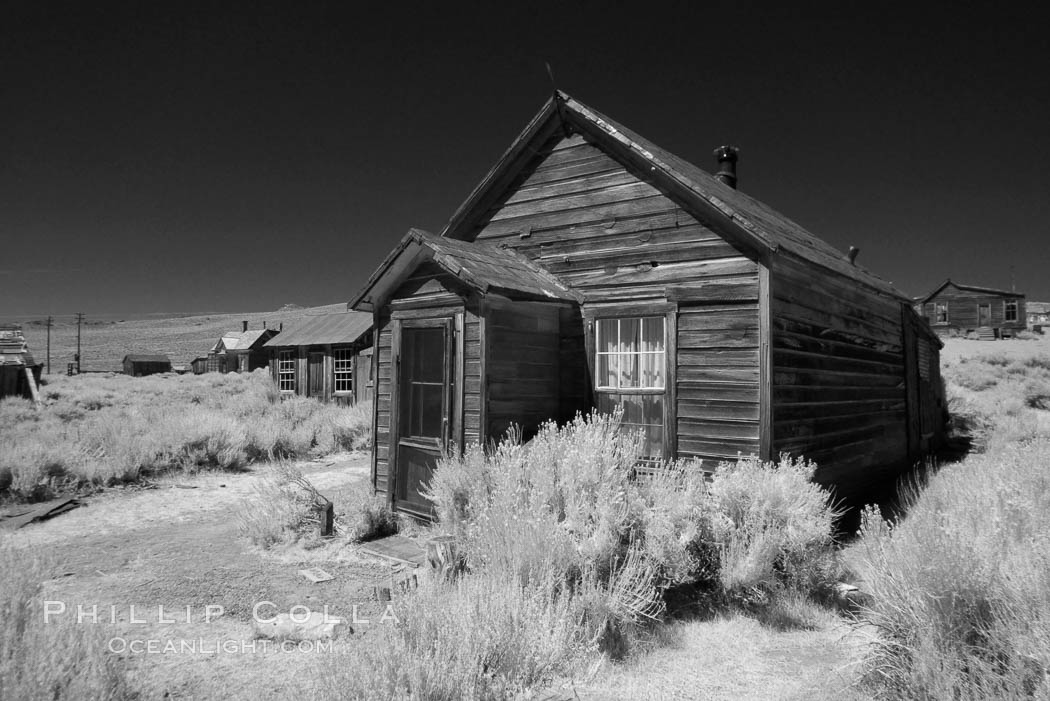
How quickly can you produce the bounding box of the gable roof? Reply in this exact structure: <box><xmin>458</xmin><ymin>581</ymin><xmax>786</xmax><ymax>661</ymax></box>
<box><xmin>1027</xmin><ymin>302</ymin><xmax>1050</xmax><ymax>315</ymax></box>
<box><xmin>440</xmin><ymin>91</ymin><xmax>908</xmax><ymax>301</ymax></box>
<box><xmin>349</xmin><ymin>228</ymin><xmax>580</xmax><ymax>312</ymax></box>
<box><xmin>123</xmin><ymin>354</ymin><xmax>171</xmax><ymax>364</ymax></box>
<box><xmin>211</xmin><ymin>329</ymin><xmax>276</xmax><ymax>353</ymax></box>
<box><xmin>917</xmin><ymin>278</ymin><xmax>1025</xmax><ymax>304</ymax></box>
<box><xmin>263</xmin><ymin>311</ymin><xmax>373</xmax><ymax>348</ymax></box>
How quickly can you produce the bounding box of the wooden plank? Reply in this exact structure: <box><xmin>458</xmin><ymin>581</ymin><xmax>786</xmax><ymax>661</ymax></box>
<box><xmin>506</xmin><ymin>169</ymin><xmax>641</xmax><ymax>205</ymax></box>
<box><xmin>664</xmin><ymin>307</ymin><xmax>678</xmax><ymax>459</ymax></box>
<box><xmin>477</xmin><ymin>193</ymin><xmax>676</xmax><ymax>239</ymax></box>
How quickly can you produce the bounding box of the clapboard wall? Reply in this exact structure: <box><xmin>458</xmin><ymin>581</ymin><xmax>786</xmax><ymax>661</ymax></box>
<box><xmin>472</xmin><ymin>134</ymin><xmax>759</xmax><ymax>305</ymax></box>
<box><xmin>770</xmin><ymin>252</ymin><xmax>910</xmax><ymax>498</ymax></box>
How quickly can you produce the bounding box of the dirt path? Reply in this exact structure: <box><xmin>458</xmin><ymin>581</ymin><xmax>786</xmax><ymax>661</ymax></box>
<box><xmin>3</xmin><ymin>454</ymin><xmax>394</xmax><ymax>700</ymax></box>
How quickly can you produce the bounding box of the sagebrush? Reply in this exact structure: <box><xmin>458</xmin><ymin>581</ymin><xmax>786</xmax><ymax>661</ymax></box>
<box><xmin>0</xmin><ymin>371</ymin><xmax>372</xmax><ymax>501</ymax></box>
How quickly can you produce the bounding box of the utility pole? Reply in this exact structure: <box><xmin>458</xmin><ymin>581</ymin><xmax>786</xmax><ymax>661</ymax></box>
<box><xmin>75</xmin><ymin>312</ymin><xmax>83</xmax><ymax>373</ymax></box>
<box><xmin>46</xmin><ymin>315</ymin><xmax>52</xmax><ymax>374</ymax></box>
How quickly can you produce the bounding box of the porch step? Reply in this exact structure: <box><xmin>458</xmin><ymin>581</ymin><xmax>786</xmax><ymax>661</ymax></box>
<box><xmin>977</xmin><ymin>326</ymin><xmax>996</xmax><ymax>341</ymax></box>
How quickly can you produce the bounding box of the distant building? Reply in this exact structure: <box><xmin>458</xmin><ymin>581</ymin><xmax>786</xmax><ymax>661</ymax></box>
<box><xmin>207</xmin><ymin>322</ymin><xmax>279</xmax><ymax>373</ymax></box>
<box><xmin>0</xmin><ymin>325</ymin><xmax>42</xmax><ymax>401</ymax></box>
<box><xmin>190</xmin><ymin>356</ymin><xmax>209</xmax><ymax>375</ymax></box>
<box><xmin>122</xmin><ymin>354</ymin><xmax>172</xmax><ymax>377</ymax></box>
<box><xmin>1027</xmin><ymin>302</ymin><xmax>1050</xmax><ymax>331</ymax></box>
<box><xmin>915</xmin><ymin>279</ymin><xmax>1026</xmax><ymax>338</ymax></box>
<box><xmin>262</xmin><ymin>312</ymin><xmax>373</xmax><ymax>405</ymax></box>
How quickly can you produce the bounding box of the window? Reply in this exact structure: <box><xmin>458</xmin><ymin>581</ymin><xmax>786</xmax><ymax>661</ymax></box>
<box><xmin>1005</xmin><ymin>300</ymin><xmax>1018</xmax><ymax>322</ymax></box>
<box><xmin>277</xmin><ymin>350</ymin><xmax>296</xmax><ymax>391</ymax></box>
<box><xmin>934</xmin><ymin>302</ymin><xmax>948</xmax><ymax>324</ymax></box>
<box><xmin>334</xmin><ymin>348</ymin><xmax>353</xmax><ymax>393</ymax></box>
<box><xmin>595</xmin><ymin>316</ymin><xmax>666</xmax><ymax>459</ymax></box>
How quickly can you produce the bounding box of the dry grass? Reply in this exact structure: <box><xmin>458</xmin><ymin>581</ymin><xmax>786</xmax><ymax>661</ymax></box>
<box><xmin>0</xmin><ymin>371</ymin><xmax>371</xmax><ymax>502</ymax></box>
<box><xmin>0</xmin><ymin>545</ymin><xmax>130</xmax><ymax>700</ymax></box>
<box><xmin>848</xmin><ymin>335</ymin><xmax>1050</xmax><ymax>699</ymax></box>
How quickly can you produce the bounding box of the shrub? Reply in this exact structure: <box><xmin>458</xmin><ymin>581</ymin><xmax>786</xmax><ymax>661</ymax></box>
<box><xmin>343</xmin><ymin>483</ymin><xmax>399</xmax><ymax>543</ymax></box>
<box><xmin>234</xmin><ymin>462</ymin><xmax>331</xmax><ymax>548</ymax></box>
<box><xmin>0</xmin><ymin>372</ymin><xmax>373</xmax><ymax>502</ymax></box>
<box><xmin>320</xmin><ymin>571</ymin><xmax>594</xmax><ymax>700</ymax></box>
<box><xmin>849</xmin><ymin>438</ymin><xmax>1050</xmax><ymax>699</ymax></box>
<box><xmin>706</xmin><ymin>455</ymin><xmax>843</xmax><ymax>600</ymax></box>
<box><xmin>0</xmin><ymin>545</ymin><xmax>130</xmax><ymax>700</ymax></box>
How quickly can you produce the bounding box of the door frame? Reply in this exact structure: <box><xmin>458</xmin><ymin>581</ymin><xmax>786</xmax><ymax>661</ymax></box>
<box><xmin>978</xmin><ymin>303</ymin><xmax>992</xmax><ymax>327</ymax></box>
<box><xmin>390</xmin><ymin>315</ymin><xmax>456</xmax><ymax>518</ymax></box>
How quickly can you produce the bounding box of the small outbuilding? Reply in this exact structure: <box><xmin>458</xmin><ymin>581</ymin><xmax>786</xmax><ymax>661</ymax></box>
<box><xmin>262</xmin><ymin>312</ymin><xmax>373</xmax><ymax>405</ymax></box>
<box><xmin>190</xmin><ymin>357</ymin><xmax>209</xmax><ymax>375</ymax></box>
<box><xmin>0</xmin><ymin>325</ymin><xmax>42</xmax><ymax>401</ymax></box>
<box><xmin>916</xmin><ymin>279</ymin><xmax>1026</xmax><ymax>339</ymax></box>
<box><xmin>122</xmin><ymin>354</ymin><xmax>172</xmax><ymax>377</ymax></box>
<box><xmin>351</xmin><ymin>92</ymin><xmax>947</xmax><ymax>518</ymax></box>
<box><xmin>1026</xmin><ymin>302</ymin><xmax>1049</xmax><ymax>332</ymax></box>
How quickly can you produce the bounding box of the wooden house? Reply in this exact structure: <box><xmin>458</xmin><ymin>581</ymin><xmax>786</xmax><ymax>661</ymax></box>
<box><xmin>262</xmin><ymin>312</ymin><xmax>373</xmax><ymax>405</ymax></box>
<box><xmin>207</xmin><ymin>323</ymin><xmax>278</xmax><ymax>373</ymax></box>
<box><xmin>0</xmin><ymin>325</ymin><xmax>42</xmax><ymax>401</ymax></box>
<box><xmin>351</xmin><ymin>92</ymin><xmax>946</xmax><ymax>518</ymax></box>
<box><xmin>122</xmin><ymin>354</ymin><xmax>172</xmax><ymax>376</ymax></box>
<box><xmin>916</xmin><ymin>280</ymin><xmax>1026</xmax><ymax>339</ymax></box>
<box><xmin>190</xmin><ymin>356</ymin><xmax>209</xmax><ymax>375</ymax></box>
<box><xmin>1026</xmin><ymin>302</ymin><xmax>1049</xmax><ymax>332</ymax></box>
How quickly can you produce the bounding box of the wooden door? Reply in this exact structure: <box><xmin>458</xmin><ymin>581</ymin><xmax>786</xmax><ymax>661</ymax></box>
<box><xmin>308</xmin><ymin>352</ymin><xmax>324</xmax><ymax>397</ymax></box>
<box><xmin>394</xmin><ymin>319</ymin><xmax>453</xmax><ymax>517</ymax></box>
<box><xmin>978</xmin><ymin>303</ymin><xmax>991</xmax><ymax>326</ymax></box>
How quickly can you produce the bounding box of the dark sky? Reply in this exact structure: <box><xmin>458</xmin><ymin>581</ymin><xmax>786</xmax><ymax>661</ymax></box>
<box><xmin>2</xmin><ymin>3</ymin><xmax>1048</xmax><ymax>319</ymax></box>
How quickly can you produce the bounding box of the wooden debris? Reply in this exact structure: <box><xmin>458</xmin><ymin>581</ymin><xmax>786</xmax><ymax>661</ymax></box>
<box><xmin>426</xmin><ymin>535</ymin><xmax>461</xmax><ymax>579</ymax></box>
<box><xmin>298</xmin><ymin>567</ymin><xmax>335</xmax><ymax>583</ymax></box>
<box><xmin>0</xmin><ymin>498</ymin><xmax>82</xmax><ymax>530</ymax></box>
<box><xmin>357</xmin><ymin>534</ymin><xmax>427</xmax><ymax>567</ymax></box>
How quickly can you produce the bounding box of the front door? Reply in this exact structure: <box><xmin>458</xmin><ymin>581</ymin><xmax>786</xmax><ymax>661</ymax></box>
<box><xmin>394</xmin><ymin>319</ymin><xmax>453</xmax><ymax>517</ymax></box>
<box><xmin>308</xmin><ymin>352</ymin><xmax>324</xmax><ymax>397</ymax></box>
<box><xmin>978</xmin><ymin>303</ymin><xmax>992</xmax><ymax>326</ymax></box>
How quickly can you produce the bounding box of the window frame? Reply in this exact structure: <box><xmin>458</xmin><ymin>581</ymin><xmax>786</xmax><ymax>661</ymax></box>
<box><xmin>589</xmin><ymin>310</ymin><xmax>673</xmax><ymax>462</ymax></box>
<box><xmin>333</xmin><ymin>347</ymin><xmax>354</xmax><ymax>394</ymax></box>
<box><xmin>277</xmin><ymin>350</ymin><xmax>296</xmax><ymax>392</ymax></box>
<box><xmin>934</xmin><ymin>302</ymin><xmax>949</xmax><ymax>324</ymax></box>
<box><xmin>1004</xmin><ymin>299</ymin><xmax>1018</xmax><ymax>322</ymax></box>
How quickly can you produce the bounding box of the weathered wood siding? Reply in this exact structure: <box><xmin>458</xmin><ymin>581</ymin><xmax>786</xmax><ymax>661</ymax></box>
<box><xmin>473</xmin><ymin>134</ymin><xmax>758</xmax><ymax>304</ymax></box>
<box><xmin>676</xmin><ymin>300</ymin><xmax>762</xmax><ymax>468</ymax></box>
<box><xmin>484</xmin><ymin>299</ymin><xmax>563</xmax><ymax>443</ymax></box>
<box><xmin>374</xmin><ymin>315</ymin><xmax>393</xmax><ymax>495</ymax></box>
<box><xmin>373</xmin><ymin>263</ymin><xmax>484</xmax><ymax>497</ymax></box>
<box><xmin>771</xmin><ymin>253</ymin><xmax>909</xmax><ymax>498</ymax></box>
<box><xmin>921</xmin><ymin>285</ymin><xmax>1026</xmax><ymax>334</ymax></box>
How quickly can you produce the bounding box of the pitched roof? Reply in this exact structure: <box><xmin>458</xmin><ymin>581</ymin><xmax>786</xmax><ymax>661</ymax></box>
<box><xmin>1027</xmin><ymin>302</ymin><xmax>1050</xmax><ymax>314</ymax></box>
<box><xmin>263</xmin><ymin>311</ymin><xmax>373</xmax><ymax>348</ymax></box>
<box><xmin>212</xmin><ymin>329</ymin><xmax>276</xmax><ymax>353</ymax></box>
<box><xmin>123</xmin><ymin>354</ymin><xmax>171</xmax><ymax>364</ymax></box>
<box><xmin>441</xmin><ymin>92</ymin><xmax>908</xmax><ymax>301</ymax></box>
<box><xmin>917</xmin><ymin>279</ymin><xmax>1025</xmax><ymax>304</ymax></box>
<box><xmin>349</xmin><ymin>228</ymin><xmax>580</xmax><ymax>312</ymax></box>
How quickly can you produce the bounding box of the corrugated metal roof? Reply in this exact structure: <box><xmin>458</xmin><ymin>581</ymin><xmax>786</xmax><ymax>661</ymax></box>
<box><xmin>263</xmin><ymin>312</ymin><xmax>372</xmax><ymax>348</ymax></box>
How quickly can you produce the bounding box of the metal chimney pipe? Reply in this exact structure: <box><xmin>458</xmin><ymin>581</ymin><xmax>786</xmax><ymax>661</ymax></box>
<box><xmin>713</xmin><ymin>145</ymin><xmax>739</xmax><ymax>189</ymax></box>
<box><xmin>242</xmin><ymin>320</ymin><xmax>248</xmax><ymax>332</ymax></box>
